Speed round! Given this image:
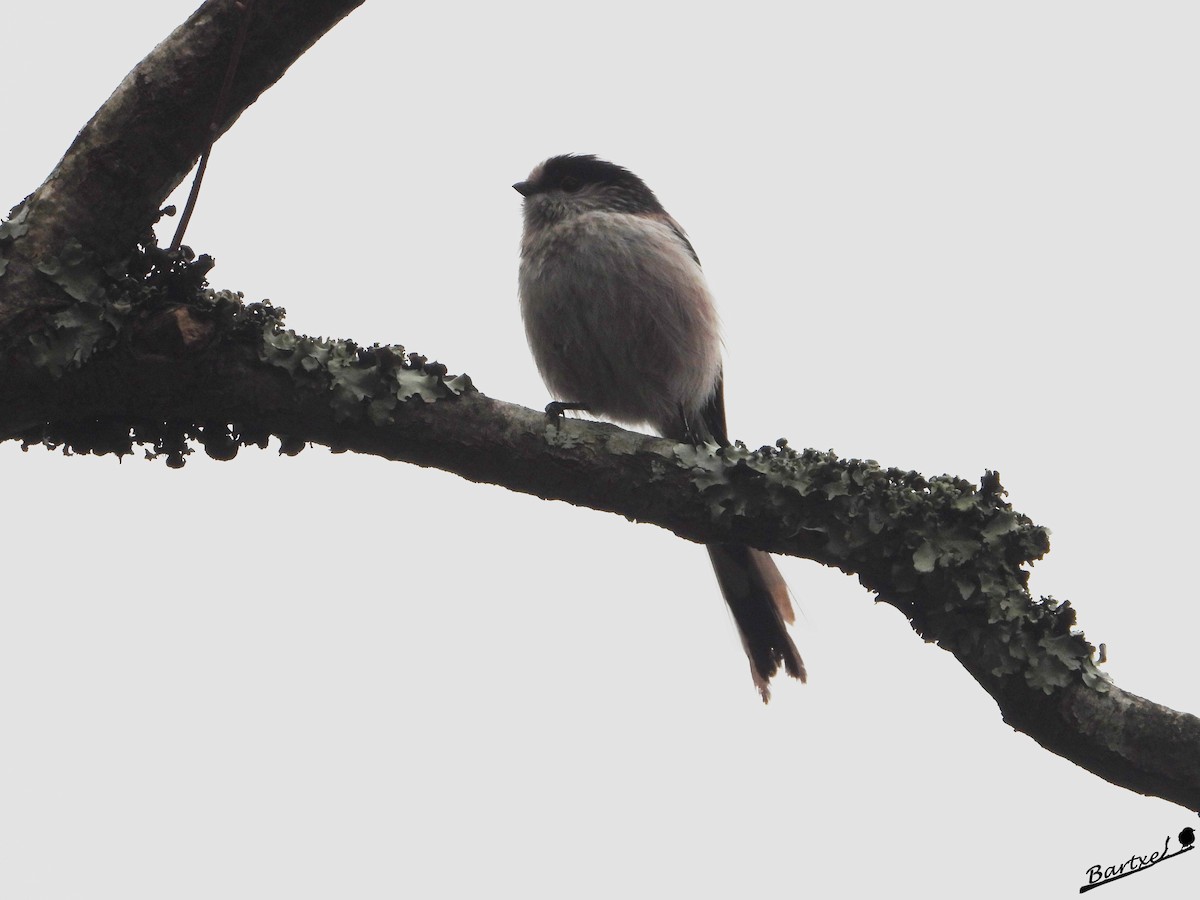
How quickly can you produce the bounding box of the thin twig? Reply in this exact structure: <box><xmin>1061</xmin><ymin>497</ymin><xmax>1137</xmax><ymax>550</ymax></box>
<box><xmin>170</xmin><ymin>0</ymin><xmax>257</xmax><ymax>253</ymax></box>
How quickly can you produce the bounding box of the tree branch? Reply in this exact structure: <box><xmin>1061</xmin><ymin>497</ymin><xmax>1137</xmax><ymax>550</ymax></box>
<box><xmin>0</xmin><ymin>0</ymin><xmax>364</xmax><ymax>340</ymax></box>
<box><xmin>1</xmin><ymin>0</ymin><xmax>1197</xmax><ymax>815</ymax></box>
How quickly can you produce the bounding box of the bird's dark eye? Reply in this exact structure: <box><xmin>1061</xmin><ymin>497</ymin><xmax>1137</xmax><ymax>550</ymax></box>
<box><xmin>560</xmin><ymin>175</ymin><xmax>583</xmax><ymax>193</ymax></box>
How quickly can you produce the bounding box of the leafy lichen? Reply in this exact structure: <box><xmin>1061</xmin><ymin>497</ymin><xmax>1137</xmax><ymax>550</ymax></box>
<box><xmin>676</xmin><ymin>439</ymin><xmax>1109</xmax><ymax>698</ymax></box>
<box><xmin>13</xmin><ymin>226</ymin><xmax>473</xmax><ymax>464</ymax></box>
<box><xmin>0</xmin><ymin>203</ymin><xmax>32</xmax><ymax>277</ymax></box>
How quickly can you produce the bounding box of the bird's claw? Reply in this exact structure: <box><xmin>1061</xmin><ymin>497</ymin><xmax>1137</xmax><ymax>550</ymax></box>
<box><xmin>544</xmin><ymin>401</ymin><xmax>589</xmax><ymax>423</ymax></box>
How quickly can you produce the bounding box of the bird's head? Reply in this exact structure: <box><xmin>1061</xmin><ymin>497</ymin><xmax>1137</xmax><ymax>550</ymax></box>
<box><xmin>514</xmin><ymin>154</ymin><xmax>665</xmax><ymax>227</ymax></box>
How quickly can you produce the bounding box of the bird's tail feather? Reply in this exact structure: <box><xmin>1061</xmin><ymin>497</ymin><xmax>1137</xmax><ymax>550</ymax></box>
<box><xmin>706</xmin><ymin>543</ymin><xmax>805</xmax><ymax>702</ymax></box>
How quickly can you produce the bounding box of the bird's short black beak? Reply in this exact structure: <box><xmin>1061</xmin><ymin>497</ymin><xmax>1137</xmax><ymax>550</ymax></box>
<box><xmin>512</xmin><ymin>180</ymin><xmax>532</xmax><ymax>197</ymax></box>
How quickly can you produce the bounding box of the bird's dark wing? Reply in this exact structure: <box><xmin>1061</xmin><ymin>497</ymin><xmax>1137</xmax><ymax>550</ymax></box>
<box><xmin>700</xmin><ymin>370</ymin><xmax>730</xmax><ymax>447</ymax></box>
<box><xmin>655</xmin><ymin>212</ymin><xmax>724</xmax><ymax>444</ymax></box>
<box><xmin>658</xmin><ymin>213</ymin><xmax>702</xmax><ymax>267</ymax></box>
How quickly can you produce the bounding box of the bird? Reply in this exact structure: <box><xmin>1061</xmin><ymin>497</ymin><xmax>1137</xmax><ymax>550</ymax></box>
<box><xmin>513</xmin><ymin>153</ymin><xmax>805</xmax><ymax>700</ymax></box>
<box><xmin>1180</xmin><ymin>827</ymin><xmax>1195</xmax><ymax>849</ymax></box>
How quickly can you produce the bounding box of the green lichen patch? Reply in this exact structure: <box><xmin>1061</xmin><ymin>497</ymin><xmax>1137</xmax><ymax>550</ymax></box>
<box><xmin>0</xmin><ymin>203</ymin><xmax>32</xmax><ymax>276</ymax></box>
<box><xmin>257</xmin><ymin>327</ymin><xmax>473</xmax><ymax>424</ymax></box>
<box><xmin>14</xmin><ymin>229</ymin><xmax>474</xmax><ymax>464</ymax></box>
<box><xmin>676</xmin><ymin>439</ymin><xmax>1109</xmax><ymax>697</ymax></box>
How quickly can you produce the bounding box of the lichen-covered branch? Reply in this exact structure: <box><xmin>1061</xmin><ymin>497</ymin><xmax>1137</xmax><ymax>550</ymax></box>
<box><xmin>1</xmin><ymin>0</ymin><xmax>1198</xmax><ymax>816</ymax></box>
<box><xmin>3</xmin><ymin>241</ymin><xmax>1198</xmax><ymax>812</ymax></box>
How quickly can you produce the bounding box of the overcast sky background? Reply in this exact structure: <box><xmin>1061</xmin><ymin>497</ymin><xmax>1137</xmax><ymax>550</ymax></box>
<box><xmin>3</xmin><ymin>3</ymin><xmax>1199</xmax><ymax>897</ymax></box>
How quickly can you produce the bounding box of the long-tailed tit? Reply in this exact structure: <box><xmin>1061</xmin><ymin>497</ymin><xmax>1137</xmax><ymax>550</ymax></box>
<box><xmin>514</xmin><ymin>154</ymin><xmax>805</xmax><ymax>701</ymax></box>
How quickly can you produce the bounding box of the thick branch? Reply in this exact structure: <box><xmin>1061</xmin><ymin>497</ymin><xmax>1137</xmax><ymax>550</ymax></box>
<box><xmin>0</xmin><ymin>0</ymin><xmax>364</xmax><ymax>339</ymax></box>
<box><xmin>2</xmin><ymin>297</ymin><xmax>1198</xmax><ymax>811</ymax></box>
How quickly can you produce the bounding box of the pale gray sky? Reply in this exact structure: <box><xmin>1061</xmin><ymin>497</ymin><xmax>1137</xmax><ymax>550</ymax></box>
<box><xmin>3</xmin><ymin>3</ymin><xmax>1199</xmax><ymax>897</ymax></box>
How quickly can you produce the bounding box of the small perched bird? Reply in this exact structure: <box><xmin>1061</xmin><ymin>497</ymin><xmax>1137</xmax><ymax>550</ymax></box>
<box><xmin>514</xmin><ymin>154</ymin><xmax>805</xmax><ymax>700</ymax></box>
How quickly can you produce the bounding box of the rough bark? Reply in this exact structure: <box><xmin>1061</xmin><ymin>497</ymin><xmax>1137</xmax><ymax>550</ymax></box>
<box><xmin>1</xmin><ymin>0</ymin><xmax>365</xmax><ymax>341</ymax></box>
<box><xmin>1</xmin><ymin>0</ymin><xmax>1197</xmax><ymax>813</ymax></box>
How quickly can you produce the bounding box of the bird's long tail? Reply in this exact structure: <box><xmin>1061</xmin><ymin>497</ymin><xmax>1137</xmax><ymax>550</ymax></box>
<box><xmin>706</xmin><ymin>544</ymin><xmax>805</xmax><ymax>702</ymax></box>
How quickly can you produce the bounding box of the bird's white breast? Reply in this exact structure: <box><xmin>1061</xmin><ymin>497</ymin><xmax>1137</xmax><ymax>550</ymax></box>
<box><xmin>518</xmin><ymin>210</ymin><xmax>722</xmax><ymax>437</ymax></box>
